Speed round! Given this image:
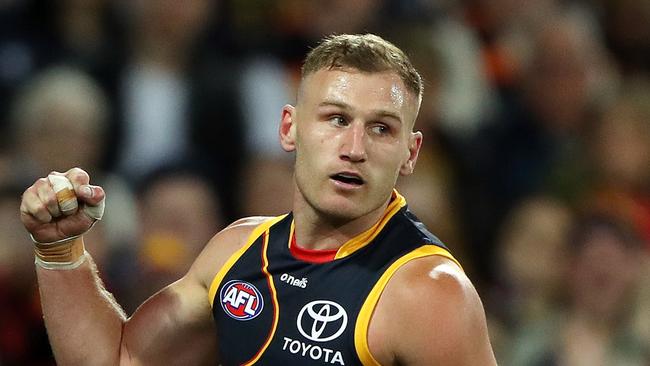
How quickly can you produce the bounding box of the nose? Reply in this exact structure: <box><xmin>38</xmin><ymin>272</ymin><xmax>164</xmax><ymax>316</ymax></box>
<box><xmin>340</xmin><ymin>123</ymin><xmax>367</xmax><ymax>162</ymax></box>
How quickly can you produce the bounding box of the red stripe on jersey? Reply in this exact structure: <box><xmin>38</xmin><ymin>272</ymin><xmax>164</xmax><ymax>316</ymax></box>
<box><xmin>290</xmin><ymin>235</ymin><xmax>338</xmax><ymax>263</ymax></box>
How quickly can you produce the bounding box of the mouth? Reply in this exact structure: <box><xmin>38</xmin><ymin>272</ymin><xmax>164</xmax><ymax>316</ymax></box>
<box><xmin>330</xmin><ymin>172</ymin><xmax>365</xmax><ymax>186</ymax></box>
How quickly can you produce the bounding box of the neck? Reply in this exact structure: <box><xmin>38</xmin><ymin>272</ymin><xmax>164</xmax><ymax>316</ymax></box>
<box><xmin>292</xmin><ymin>191</ymin><xmax>391</xmax><ymax>251</ymax></box>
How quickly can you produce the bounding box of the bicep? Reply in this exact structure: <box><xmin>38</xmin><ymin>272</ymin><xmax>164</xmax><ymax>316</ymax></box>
<box><xmin>117</xmin><ymin>217</ymin><xmax>264</xmax><ymax>365</ymax></box>
<box><xmin>121</xmin><ymin>275</ymin><xmax>218</xmax><ymax>366</ymax></box>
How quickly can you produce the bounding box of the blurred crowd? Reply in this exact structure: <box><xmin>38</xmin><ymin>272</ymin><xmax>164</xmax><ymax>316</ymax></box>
<box><xmin>0</xmin><ymin>0</ymin><xmax>649</xmax><ymax>364</ymax></box>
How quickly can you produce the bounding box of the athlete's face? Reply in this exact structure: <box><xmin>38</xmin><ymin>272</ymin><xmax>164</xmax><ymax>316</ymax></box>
<box><xmin>280</xmin><ymin>68</ymin><xmax>422</xmax><ymax>222</ymax></box>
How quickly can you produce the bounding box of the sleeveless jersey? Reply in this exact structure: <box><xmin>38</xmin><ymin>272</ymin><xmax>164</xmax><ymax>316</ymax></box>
<box><xmin>208</xmin><ymin>191</ymin><xmax>460</xmax><ymax>365</ymax></box>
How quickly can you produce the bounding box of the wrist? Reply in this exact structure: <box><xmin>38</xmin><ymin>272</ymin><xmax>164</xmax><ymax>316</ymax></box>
<box><xmin>33</xmin><ymin>236</ymin><xmax>87</xmax><ymax>270</ymax></box>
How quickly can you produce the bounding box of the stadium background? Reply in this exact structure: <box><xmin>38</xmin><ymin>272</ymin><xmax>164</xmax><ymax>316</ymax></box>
<box><xmin>0</xmin><ymin>0</ymin><xmax>649</xmax><ymax>364</ymax></box>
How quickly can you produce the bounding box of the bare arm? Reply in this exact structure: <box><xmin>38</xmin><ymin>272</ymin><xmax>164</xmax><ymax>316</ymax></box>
<box><xmin>21</xmin><ymin>168</ymin><xmax>257</xmax><ymax>365</ymax></box>
<box><xmin>36</xmin><ymin>247</ymin><xmax>218</xmax><ymax>366</ymax></box>
<box><xmin>36</xmin><ymin>248</ymin><xmax>126</xmax><ymax>365</ymax></box>
<box><xmin>369</xmin><ymin>256</ymin><xmax>497</xmax><ymax>366</ymax></box>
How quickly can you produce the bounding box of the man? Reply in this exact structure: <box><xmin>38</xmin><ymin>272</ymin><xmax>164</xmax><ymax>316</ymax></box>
<box><xmin>20</xmin><ymin>34</ymin><xmax>496</xmax><ymax>365</ymax></box>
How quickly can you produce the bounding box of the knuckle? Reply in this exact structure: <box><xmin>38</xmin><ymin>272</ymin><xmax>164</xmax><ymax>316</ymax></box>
<box><xmin>23</xmin><ymin>189</ymin><xmax>39</xmax><ymax>204</ymax></box>
<box><xmin>36</xmin><ymin>177</ymin><xmax>50</xmax><ymax>187</ymax></box>
<box><xmin>44</xmin><ymin>194</ymin><xmax>58</xmax><ymax>208</ymax></box>
<box><xmin>68</xmin><ymin>167</ymin><xmax>90</xmax><ymax>182</ymax></box>
<box><xmin>32</xmin><ymin>203</ymin><xmax>51</xmax><ymax>221</ymax></box>
<box><xmin>34</xmin><ymin>201</ymin><xmax>47</xmax><ymax>213</ymax></box>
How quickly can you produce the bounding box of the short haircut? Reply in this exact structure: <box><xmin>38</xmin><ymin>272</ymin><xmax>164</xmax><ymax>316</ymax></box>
<box><xmin>301</xmin><ymin>34</ymin><xmax>423</xmax><ymax>101</ymax></box>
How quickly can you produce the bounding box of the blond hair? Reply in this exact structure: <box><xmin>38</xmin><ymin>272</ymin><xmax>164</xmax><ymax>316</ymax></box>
<box><xmin>302</xmin><ymin>34</ymin><xmax>423</xmax><ymax>101</ymax></box>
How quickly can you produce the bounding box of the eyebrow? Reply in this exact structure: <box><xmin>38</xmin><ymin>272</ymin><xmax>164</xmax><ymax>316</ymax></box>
<box><xmin>317</xmin><ymin>100</ymin><xmax>403</xmax><ymax>124</ymax></box>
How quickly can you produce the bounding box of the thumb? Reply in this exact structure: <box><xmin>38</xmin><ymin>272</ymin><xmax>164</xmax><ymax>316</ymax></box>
<box><xmin>78</xmin><ymin>184</ymin><xmax>106</xmax><ymax>221</ymax></box>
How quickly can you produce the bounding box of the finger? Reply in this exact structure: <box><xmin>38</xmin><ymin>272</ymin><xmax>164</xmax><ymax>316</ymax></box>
<box><xmin>78</xmin><ymin>184</ymin><xmax>105</xmax><ymax>205</ymax></box>
<box><xmin>64</xmin><ymin>167</ymin><xmax>90</xmax><ymax>192</ymax></box>
<box><xmin>65</xmin><ymin>168</ymin><xmax>99</xmax><ymax>206</ymax></box>
<box><xmin>21</xmin><ymin>186</ymin><xmax>53</xmax><ymax>223</ymax></box>
<box><xmin>47</xmin><ymin>175</ymin><xmax>78</xmax><ymax>216</ymax></box>
<box><xmin>76</xmin><ymin>185</ymin><xmax>105</xmax><ymax>220</ymax></box>
<box><xmin>61</xmin><ymin>168</ymin><xmax>105</xmax><ymax>220</ymax></box>
<box><xmin>36</xmin><ymin>179</ymin><xmax>61</xmax><ymax>217</ymax></box>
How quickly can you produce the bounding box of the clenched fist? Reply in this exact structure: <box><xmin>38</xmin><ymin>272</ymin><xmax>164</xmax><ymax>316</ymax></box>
<box><xmin>20</xmin><ymin>167</ymin><xmax>105</xmax><ymax>244</ymax></box>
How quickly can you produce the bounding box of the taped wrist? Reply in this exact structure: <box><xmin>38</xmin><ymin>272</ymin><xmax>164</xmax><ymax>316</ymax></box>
<box><xmin>33</xmin><ymin>235</ymin><xmax>87</xmax><ymax>270</ymax></box>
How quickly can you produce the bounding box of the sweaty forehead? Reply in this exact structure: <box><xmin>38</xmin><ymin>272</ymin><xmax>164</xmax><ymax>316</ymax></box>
<box><xmin>300</xmin><ymin>68</ymin><xmax>416</xmax><ymax>115</ymax></box>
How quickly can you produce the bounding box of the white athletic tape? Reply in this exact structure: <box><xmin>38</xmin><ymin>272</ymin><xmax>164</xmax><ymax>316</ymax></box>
<box><xmin>48</xmin><ymin>175</ymin><xmax>78</xmax><ymax>215</ymax></box>
<box><xmin>47</xmin><ymin>175</ymin><xmax>105</xmax><ymax>221</ymax></box>
<box><xmin>84</xmin><ymin>198</ymin><xmax>105</xmax><ymax>220</ymax></box>
<box><xmin>34</xmin><ymin>250</ymin><xmax>88</xmax><ymax>270</ymax></box>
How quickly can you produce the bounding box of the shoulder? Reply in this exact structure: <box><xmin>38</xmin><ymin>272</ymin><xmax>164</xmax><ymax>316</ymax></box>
<box><xmin>189</xmin><ymin>216</ymin><xmax>278</xmax><ymax>288</ymax></box>
<box><xmin>370</xmin><ymin>255</ymin><xmax>496</xmax><ymax>365</ymax></box>
<box><xmin>395</xmin><ymin>256</ymin><xmax>478</xmax><ymax>325</ymax></box>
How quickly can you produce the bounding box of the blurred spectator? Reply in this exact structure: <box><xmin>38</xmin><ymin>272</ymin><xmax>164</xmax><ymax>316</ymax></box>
<box><xmin>114</xmin><ymin>0</ymin><xmax>214</xmax><ymax>179</ymax></box>
<box><xmin>0</xmin><ymin>0</ymin><xmax>123</xmax><ymax>142</ymax></box>
<box><xmin>110</xmin><ymin>0</ymin><xmax>245</xmax><ymax>221</ymax></box>
<box><xmin>32</xmin><ymin>0</ymin><xmax>124</xmax><ymax>81</ymax></box>
<box><xmin>505</xmin><ymin>214</ymin><xmax>650</xmax><ymax>365</ymax></box>
<box><xmin>587</xmin><ymin>80</ymin><xmax>650</xmax><ymax>251</ymax></box>
<box><xmin>459</xmin><ymin>9</ymin><xmax>616</xmax><ymax>281</ymax></box>
<box><xmin>465</xmin><ymin>0</ymin><xmax>559</xmax><ymax>91</ymax></box>
<box><xmin>488</xmin><ymin>196</ymin><xmax>574</xmax><ymax>361</ymax></box>
<box><xmin>421</xmin><ymin>1</ymin><xmax>497</xmax><ymax>140</ymax></box>
<box><xmin>0</xmin><ymin>184</ymin><xmax>54</xmax><ymax>365</ymax></box>
<box><xmin>123</xmin><ymin>164</ymin><xmax>225</xmax><ymax>311</ymax></box>
<box><xmin>8</xmin><ymin>66</ymin><xmax>109</xmax><ymax>179</ymax></box>
<box><xmin>301</xmin><ymin>0</ymin><xmax>382</xmax><ymax>38</ymax></box>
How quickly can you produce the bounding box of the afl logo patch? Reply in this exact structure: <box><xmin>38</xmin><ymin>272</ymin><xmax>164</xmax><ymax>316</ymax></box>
<box><xmin>220</xmin><ymin>280</ymin><xmax>264</xmax><ymax>321</ymax></box>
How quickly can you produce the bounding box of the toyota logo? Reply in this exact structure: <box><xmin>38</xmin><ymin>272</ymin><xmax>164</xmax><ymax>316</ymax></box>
<box><xmin>297</xmin><ymin>300</ymin><xmax>348</xmax><ymax>342</ymax></box>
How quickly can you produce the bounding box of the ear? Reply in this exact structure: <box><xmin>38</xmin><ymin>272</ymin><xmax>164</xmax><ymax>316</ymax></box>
<box><xmin>279</xmin><ymin>104</ymin><xmax>297</xmax><ymax>152</ymax></box>
<box><xmin>399</xmin><ymin>131</ymin><xmax>423</xmax><ymax>176</ymax></box>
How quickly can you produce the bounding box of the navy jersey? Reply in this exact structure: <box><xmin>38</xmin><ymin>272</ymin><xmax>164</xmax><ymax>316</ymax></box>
<box><xmin>209</xmin><ymin>191</ymin><xmax>460</xmax><ymax>365</ymax></box>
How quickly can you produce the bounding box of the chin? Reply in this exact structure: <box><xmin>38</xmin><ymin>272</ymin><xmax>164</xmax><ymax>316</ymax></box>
<box><xmin>300</xmin><ymin>189</ymin><xmax>361</xmax><ymax>219</ymax></box>
<box><xmin>317</xmin><ymin>198</ymin><xmax>363</xmax><ymax>221</ymax></box>
<box><xmin>318</xmin><ymin>191</ymin><xmax>389</xmax><ymax>224</ymax></box>
<box><xmin>319</xmin><ymin>208</ymin><xmax>365</xmax><ymax>225</ymax></box>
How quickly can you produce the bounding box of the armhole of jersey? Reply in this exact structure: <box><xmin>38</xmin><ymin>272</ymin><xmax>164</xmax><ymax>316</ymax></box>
<box><xmin>242</xmin><ymin>231</ymin><xmax>280</xmax><ymax>365</ymax></box>
<box><xmin>208</xmin><ymin>215</ymin><xmax>287</xmax><ymax>307</ymax></box>
<box><xmin>354</xmin><ymin>245</ymin><xmax>461</xmax><ymax>366</ymax></box>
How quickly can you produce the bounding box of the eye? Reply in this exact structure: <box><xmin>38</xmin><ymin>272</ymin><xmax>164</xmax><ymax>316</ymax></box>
<box><xmin>329</xmin><ymin>115</ymin><xmax>348</xmax><ymax>127</ymax></box>
<box><xmin>369</xmin><ymin>124</ymin><xmax>390</xmax><ymax>135</ymax></box>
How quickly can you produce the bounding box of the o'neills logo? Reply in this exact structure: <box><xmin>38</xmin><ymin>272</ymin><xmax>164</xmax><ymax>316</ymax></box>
<box><xmin>219</xmin><ymin>280</ymin><xmax>264</xmax><ymax>321</ymax></box>
<box><xmin>280</xmin><ymin>273</ymin><xmax>308</xmax><ymax>288</ymax></box>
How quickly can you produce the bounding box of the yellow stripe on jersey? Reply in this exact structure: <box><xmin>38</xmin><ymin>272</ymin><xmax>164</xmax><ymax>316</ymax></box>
<box><xmin>286</xmin><ymin>220</ymin><xmax>295</xmax><ymax>250</ymax></box>
<box><xmin>354</xmin><ymin>245</ymin><xmax>461</xmax><ymax>366</ymax></box>
<box><xmin>243</xmin><ymin>231</ymin><xmax>281</xmax><ymax>365</ymax></box>
<box><xmin>208</xmin><ymin>215</ymin><xmax>287</xmax><ymax>307</ymax></box>
<box><xmin>335</xmin><ymin>190</ymin><xmax>406</xmax><ymax>259</ymax></box>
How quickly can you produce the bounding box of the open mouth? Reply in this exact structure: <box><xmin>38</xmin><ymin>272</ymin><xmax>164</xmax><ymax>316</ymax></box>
<box><xmin>331</xmin><ymin>173</ymin><xmax>365</xmax><ymax>186</ymax></box>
